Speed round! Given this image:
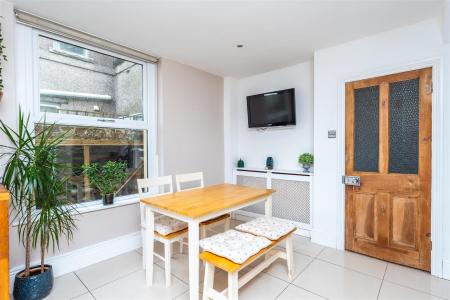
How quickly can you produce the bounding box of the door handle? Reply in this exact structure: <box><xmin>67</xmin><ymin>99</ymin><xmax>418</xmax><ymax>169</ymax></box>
<box><xmin>342</xmin><ymin>176</ymin><xmax>361</xmax><ymax>186</ymax></box>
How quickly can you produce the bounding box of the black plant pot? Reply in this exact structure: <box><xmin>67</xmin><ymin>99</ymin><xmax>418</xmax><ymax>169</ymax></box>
<box><xmin>103</xmin><ymin>193</ymin><xmax>114</xmax><ymax>205</ymax></box>
<box><xmin>13</xmin><ymin>264</ymin><xmax>53</xmax><ymax>300</ymax></box>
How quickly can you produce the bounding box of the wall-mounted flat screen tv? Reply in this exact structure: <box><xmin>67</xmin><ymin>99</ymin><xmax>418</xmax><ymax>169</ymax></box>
<box><xmin>247</xmin><ymin>88</ymin><xmax>296</xmax><ymax>128</ymax></box>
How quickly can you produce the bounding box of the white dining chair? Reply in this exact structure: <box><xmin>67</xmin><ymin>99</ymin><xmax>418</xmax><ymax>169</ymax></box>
<box><xmin>175</xmin><ymin>172</ymin><xmax>231</xmax><ymax>240</ymax></box>
<box><xmin>138</xmin><ymin>175</ymin><xmax>188</xmax><ymax>287</ymax></box>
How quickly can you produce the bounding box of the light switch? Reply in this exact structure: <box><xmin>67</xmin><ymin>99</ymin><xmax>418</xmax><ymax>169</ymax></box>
<box><xmin>328</xmin><ymin>130</ymin><xmax>336</xmax><ymax>138</ymax></box>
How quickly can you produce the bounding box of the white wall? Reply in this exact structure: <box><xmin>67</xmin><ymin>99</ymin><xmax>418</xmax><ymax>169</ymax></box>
<box><xmin>0</xmin><ymin>1</ymin><xmax>17</xmax><ymax>171</ymax></box>
<box><xmin>158</xmin><ymin>58</ymin><xmax>224</xmax><ymax>185</ymax></box>
<box><xmin>224</xmin><ymin>61</ymin><xmax>314</xmax><ymax>178</ymax></box>
<box><xmin>313</xmin><ymin>18</ymin><xmax>448</xmax><ymax>277</ymax></box>
<box><xmin>223</xmin><ymin>77</ymin><xmax>239</xmax><ymax>182</ymax></box>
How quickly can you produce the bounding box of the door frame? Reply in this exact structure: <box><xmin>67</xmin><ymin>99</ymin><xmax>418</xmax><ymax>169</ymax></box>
<box><xmin>336</xmin><ymin>58</ymin><xmax>444</xmax><ymax>277</ymax></box>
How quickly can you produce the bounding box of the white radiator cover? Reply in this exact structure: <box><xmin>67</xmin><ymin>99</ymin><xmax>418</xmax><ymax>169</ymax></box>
<box><xmin>234</xmin><ymin>168</ymin><xmax>313</xmax><ymax>235</ymax></box>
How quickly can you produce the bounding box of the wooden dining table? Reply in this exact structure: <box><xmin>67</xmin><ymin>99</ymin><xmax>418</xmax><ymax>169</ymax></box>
<box><xmin>140</xmin><ymin>183</ymin><xmax>274</xmax><ymax>300</ymax></box>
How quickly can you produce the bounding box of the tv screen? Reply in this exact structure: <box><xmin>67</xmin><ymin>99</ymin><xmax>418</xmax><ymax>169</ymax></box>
<box><xmin>247</xmin><ymin>88</ymin><xmax>296</xmax><ymax>128</ymax></box>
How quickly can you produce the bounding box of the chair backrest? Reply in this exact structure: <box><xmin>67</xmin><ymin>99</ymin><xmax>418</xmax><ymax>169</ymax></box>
<box><xmin>137</xmin><ymin>175</ymin><xmax>173</xmax><ymax>226</ymax></box>
<box><xmin>175</xmin><ymin>172</ymin><xmax>204</xmax><ymax>192</ymax></box>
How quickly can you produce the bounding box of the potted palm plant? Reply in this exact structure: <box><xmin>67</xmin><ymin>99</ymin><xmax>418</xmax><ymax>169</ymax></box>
<box><xmin>0</xmin><ymin>110</ymin><xmax>78</xmax><ymax>300</ymax></box>
<box><xmin>82</xmin><ymin>160</ymin><xmax>127</xmax><ymax>205</ymax></box>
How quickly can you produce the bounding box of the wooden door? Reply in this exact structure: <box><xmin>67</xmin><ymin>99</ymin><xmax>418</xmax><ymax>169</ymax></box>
<box><xmin>345</xmin><ymin>68</ymin><xmax>432</xmax><ymax>271</ymax></box>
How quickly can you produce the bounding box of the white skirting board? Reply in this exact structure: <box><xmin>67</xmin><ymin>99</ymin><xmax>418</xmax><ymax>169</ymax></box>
<box><xmin>9</xmin><ymin>231</ymin><xmax>142</xmax><ymax>293</ymax></box>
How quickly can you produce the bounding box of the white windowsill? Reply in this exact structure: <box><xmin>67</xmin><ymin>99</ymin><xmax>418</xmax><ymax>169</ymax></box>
<box><xmin>75</xmin><ymin>196</ymin><xmax>140</xmax><ymax>215</ymax></box>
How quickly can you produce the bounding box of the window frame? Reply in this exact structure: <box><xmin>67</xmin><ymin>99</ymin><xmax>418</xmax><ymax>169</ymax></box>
<box><xmin>51</xmin><ymin>40</ymin><xmax>90</xmax><ymax>60</ymax></box>
<box><xmin>18</xmin><ymin>26</ymin><xmax>158</xmax><ymax>210</ymax></box>
<box><xmin>33</xmin><ymin>30</ymin><xmax>150</xmax><ymax>130</ymax></box>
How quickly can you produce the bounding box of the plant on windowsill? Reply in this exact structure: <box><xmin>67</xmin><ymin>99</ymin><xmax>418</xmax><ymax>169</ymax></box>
<box><xmin>82</xmin><ymin>160</ymin><xmax>128</xmax><ymax>205</ymax></box>
<box><xmin>0</xmin><ymin>24</ymin><xmax>8</xmax><ymax>101</ymax></box>
<box><xmin>298</xmin><ymin>153</ymin><xmax>314</xmax><ymax>173</ymax></box>
<box><xmin>0</xmin><ymin>109</ymin><xmax>78</xmax><ymax>300</ymax></box>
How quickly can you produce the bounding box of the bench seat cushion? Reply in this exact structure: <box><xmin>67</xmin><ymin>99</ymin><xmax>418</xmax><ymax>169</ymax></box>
<box><xmin>199</xmin><ymin>229</ymin><xmax>271</xmax><ymax>264</ymax></box>
<box><xmin>155</xmin><ymin>215</ymin><xmax>188</xmax><ymax>236</ymax></box>
<box><xmin>236</xmin><ymin>217</ymin><xmax>296</xmax><ymax>240</ymax></box>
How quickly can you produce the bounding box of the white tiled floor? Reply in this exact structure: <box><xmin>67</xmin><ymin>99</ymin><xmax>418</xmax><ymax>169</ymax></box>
<box><xmin>43</xmin><ymin>220</ymin><xmax>450</xmax><ymax>300</ymax></box>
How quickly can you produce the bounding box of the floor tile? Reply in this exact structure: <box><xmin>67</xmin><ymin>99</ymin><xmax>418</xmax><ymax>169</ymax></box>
<box><xmin>75</xmin><ymin>251</ymin><xmax>142</xmax><ymax>290</ymax></box>
<box><xmin>155</xmin><ymin>252</ymin><xmax>205</xmax><ymax>284</ymax></box>
<box><xmin>199</xmin><ymin>270</ymin><xmax>289</xmax><ymax>300</ymax></box>
<box><xmin>317</xmin><ymin>247</ymin><xmax>387</xmax><ymax>278</ymax></box>
<box><xmin>42</xmin><ymin>222</ymin><xmax>450</xmax><ymax>300</ymax></box>
<box><xmin>277</xmin><ymin>284</ymin><xmax>325</xmax><ymax>299</ymax></box>
<box><xmin>173</xmin><ymin>290</ymin><xmax>203</xmax><ymax>300</ymax></box>
<box><xmin>290</xmin><ymin>236</ymin><xmax>324</xmax><ymax>257</ymax></box>
<box><xmin>71</xmin><ymin>292</ymin><xmax>95</xmax><ymax>300</ymax></box>
<box><xmin>378</xmin><ymin>281</ymin><xmax>443</xmax><ymax>300</ymax></box>
<box><xmin>384</xmin><ymin>263</ymin><xmax>450</xmax><ymax>299</ymax></box>
<box><xmin>238</xmin><ymin>272</ymin><xmax>290</xmax><ymax>300</ymax></box>
<box><xmin>90</xmin><ymin>267</ymin><xmax>188</xmax><ymax>299</ymax></box>
<box><xmin>293</xmin><ymin>259</ymin><xmax>381</xmax><ymax>299</ymax></box>
<box><xmin>264</xmin><ymin>251</ymin><xmax>313</xmax><ymax>282</ymax></box>
<box><xmin>44</xmin><ymin>272</ymin><xmax>88</xmax><ymax>300</ymax></box>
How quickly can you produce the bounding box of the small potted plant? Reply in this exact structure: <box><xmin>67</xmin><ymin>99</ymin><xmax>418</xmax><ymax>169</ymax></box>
<box><xmin>298</xmin><ymin>153</ymin><xmax>314</xmax><ymax>173</ymax></box>
<box><xmin>82</xmin><ymin>161</ymin><xmax>128</xmax><ymax>205</ymax></box>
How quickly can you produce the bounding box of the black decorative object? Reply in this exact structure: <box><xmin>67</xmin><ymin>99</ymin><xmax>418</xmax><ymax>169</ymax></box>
<box><xmin>103</xmin><ymin>193</ymin><xmax>114</xmax><ymax>205</ymax></box>
<box><xmin>13</xmin><ymin>265</ymin><xmax>53</xmax><ymax>300</ymax></box>
<box><xmin>237</xmin><ymin>158</ymin><xmax>245</xmax><ymax>168</ymax></box>
<box><xmin>266</xmin><ymin>157</ymin><xmax>274</xmax><ymax>170</ymax></box>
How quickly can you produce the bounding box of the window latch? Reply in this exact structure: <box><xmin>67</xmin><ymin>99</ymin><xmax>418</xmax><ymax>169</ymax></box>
<box><xmin>97</xmin><ymin>118</ymin><xmax>115</xmax><ymax>123</ymax></box>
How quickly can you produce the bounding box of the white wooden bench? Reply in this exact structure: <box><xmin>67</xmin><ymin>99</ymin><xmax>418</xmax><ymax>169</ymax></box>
<box><xmin>200</xmin><ymin>229</ymin><xmax>295</xmax><ymax>300</ymax></box>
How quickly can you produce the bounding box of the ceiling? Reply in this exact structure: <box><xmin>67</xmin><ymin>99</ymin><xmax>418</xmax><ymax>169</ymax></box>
<box><xmin>11</xmin><ymin>0</ymin><xmax>444</xmax><ymax>78</ymax></box>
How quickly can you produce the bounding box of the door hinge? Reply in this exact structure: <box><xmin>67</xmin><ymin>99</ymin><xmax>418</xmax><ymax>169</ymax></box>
<box><xmin>426</xmin><ymin>81</ymin><xmax>433</xmax><ymax>95</ymax></box>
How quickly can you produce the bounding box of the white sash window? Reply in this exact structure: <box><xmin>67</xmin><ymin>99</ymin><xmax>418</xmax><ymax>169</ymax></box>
<box><xmin>16</xmin><ymin>19</ymin><xmax>157</xmax><ymax>208</ymax></box>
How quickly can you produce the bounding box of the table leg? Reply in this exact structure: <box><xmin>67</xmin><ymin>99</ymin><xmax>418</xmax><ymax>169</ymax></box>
<box><xmin>264</xmin><ymin>196</ymin><xmax>273</xmax><ymax>261</ymax></box>
<box><xmin>145</xmin><ymin>206</ymin><xmax>155</xmax><ymax>286</ymax></box>
<box><xmin>188</xmin><ymin>220</ymin><xmax>200</xmax><ymax>300</ymax></box>
<box><xmin>265</xmin><ymin>195</ymin><xmax>273</xmax><ymax>217</ymax></box>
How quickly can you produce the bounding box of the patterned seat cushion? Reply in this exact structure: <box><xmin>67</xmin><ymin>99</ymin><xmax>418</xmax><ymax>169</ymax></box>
<box><xmin>199</xmin><ymin>229</ymin><xmax>271</xmax><ymax>264</ymax></box>
<box><xmin>236</xmin><ymin>217</ymin><xmax>296</xmax><ymax>240</ymax></box>
<box><xmin>155</xmin><ymin>215</ymin><xmax>188</xmax><ymax>236</ymax></box>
